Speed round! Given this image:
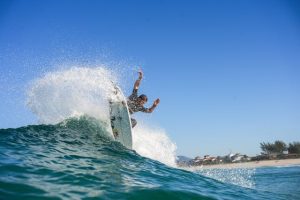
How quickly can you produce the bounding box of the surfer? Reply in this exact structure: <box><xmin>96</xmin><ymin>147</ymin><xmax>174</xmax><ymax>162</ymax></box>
<box><xmin>127</xmin><ymin>70</ymin><xmax>160</xmax><ymax>128</ymax></box>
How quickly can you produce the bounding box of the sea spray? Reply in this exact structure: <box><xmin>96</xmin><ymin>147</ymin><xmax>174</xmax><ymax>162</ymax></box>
<box><xmin>193</xmin><ymin>167</ymin><xmax>256</xmax><ymax>188</ymax></box>
<box><xmin>26</xmin><ymin>66</ymin><xmax>178</xmax><ymax>166</ymax></box>
<box><xmin>133</xmin><ymin>123</ymin><xmax>177</xmax><ymax>166</ymax></box>
<box><xmin>26</xmin><ymin>66</ymin><xmax>117</xmax><ymax>124</ymax></box>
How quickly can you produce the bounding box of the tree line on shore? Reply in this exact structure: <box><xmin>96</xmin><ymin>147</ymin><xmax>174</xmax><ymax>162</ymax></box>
<box><xmin>260</xmin><ymin>141</ymin><xmax>300</xmax><ymax>155</ymax></box>
<box><xmin>177</xmin><ymin>141</ymin><xmax>300</xmax><ymax>166</ymax></box>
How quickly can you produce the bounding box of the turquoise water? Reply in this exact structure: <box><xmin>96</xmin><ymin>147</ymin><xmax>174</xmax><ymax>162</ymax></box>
<box><xmin>0</xmin><ymin>117</ymin><xmax>299</xmax><ymax>200</ymax></box>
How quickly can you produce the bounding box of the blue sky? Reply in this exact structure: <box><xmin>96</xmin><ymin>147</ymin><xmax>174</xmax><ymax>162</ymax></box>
<box><xmin>0</xmin><ymin>0</ymin><xmax>299</xmax><ymax>157</ymax></box>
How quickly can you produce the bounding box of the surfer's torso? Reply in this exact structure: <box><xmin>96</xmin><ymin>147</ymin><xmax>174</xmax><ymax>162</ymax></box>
<box><xmin>127</xmin><ymin>89</ymin><xmax>147</xmax><ymax>114</ymax></box>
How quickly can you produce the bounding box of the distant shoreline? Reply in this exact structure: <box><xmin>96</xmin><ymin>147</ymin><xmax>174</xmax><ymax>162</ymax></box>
<box><xmin>188</xmin><ymin>158</ymin><xmax>300</xmax><ymax>169</ymax></box>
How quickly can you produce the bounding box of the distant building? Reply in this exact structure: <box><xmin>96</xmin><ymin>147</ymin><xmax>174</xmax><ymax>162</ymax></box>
<box><xmin>177</xmin><ymin>152</ymin><xmax>252</xmax><ymax>167</ymax></box>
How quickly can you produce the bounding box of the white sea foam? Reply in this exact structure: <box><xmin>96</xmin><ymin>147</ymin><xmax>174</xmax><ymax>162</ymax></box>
<box><xmin>133</xmin><ymin>123</ymin><xmax>177</xmax><ymax>166</ymax></box>
<box><xmin>26</xmin><ymin>66</ymin><xmax>117</xmax><ymax>124</ymax></box>
<box><xmin>26</xmin><ymin>66</ymin><xmax>177</xmax><ymax>166</ymax></box>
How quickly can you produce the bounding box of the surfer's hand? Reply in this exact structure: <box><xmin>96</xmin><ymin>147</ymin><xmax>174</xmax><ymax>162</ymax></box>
<box><xmin>138</xmin><ymin>70</ymin><xmax>143</xmax><ymax>80</ymax></box>
<box><xmin>153</xmin><ymin>98</ymin><xmax>160</xmax><ymax>106</ymax></box>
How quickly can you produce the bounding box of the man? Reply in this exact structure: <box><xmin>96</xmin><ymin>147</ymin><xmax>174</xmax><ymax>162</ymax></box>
<box><xmin>127</xmin><ymin>70</ymin><xmax>160</xmax><ymax>128</ymax></box>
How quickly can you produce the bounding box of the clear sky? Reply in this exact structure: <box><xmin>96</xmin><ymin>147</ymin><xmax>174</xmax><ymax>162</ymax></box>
<box><xmin>0</xmin><ymin>0</ymin><xmax>299</xmax><ymax>157</ymax></box>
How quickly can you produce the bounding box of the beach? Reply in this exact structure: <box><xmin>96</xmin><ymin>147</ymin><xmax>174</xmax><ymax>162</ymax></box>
<box><xmin>192</xmin><ymin>158</ymin><xmax>300</xmax><ymax>169</ymax></box>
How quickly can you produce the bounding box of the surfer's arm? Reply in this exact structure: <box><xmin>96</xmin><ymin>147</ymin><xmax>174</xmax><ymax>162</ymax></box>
<box><xmin>143</xmin><ymin>98</ymin><xmax>160</xmax><ymax>113</ymax></box>
<box><xmin>133</xmin><ymin>71</ymin><xmax>143</xmax><ymax>90</ymax></box>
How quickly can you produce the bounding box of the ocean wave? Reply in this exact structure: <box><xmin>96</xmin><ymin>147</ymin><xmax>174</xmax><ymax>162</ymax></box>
<box><xmin>0</xmin><ymin>116</ymin><xmax>296</xmax><ymax>199</ymax></box>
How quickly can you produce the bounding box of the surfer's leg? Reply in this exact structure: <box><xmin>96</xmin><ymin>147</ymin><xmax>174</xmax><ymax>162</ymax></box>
<box><xmin>131</xmin><ymin>118</ymin><xmax>137</xmax><ymax>128</ymax></box>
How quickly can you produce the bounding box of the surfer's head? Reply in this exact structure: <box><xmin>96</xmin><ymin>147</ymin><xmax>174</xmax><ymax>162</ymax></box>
<box><xmin>138</xmin><ymin>94</ymin><xmax>148</xmax><ymax>105</ymax></box>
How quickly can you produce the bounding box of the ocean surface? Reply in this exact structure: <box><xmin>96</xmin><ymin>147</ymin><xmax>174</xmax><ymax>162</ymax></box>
<box><xmin>0</xmin><ymin>116</ymin><xmax>299</xmax><ymax>200</ymax></box>
<box><xmin>1</xmin><ymin>67</ymin><xmax>299</xmax><ymax>199</ymax></box>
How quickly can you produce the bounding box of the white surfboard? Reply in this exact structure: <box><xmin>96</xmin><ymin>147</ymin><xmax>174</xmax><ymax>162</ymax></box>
<box><xmin>109</xmin><ymin>85</ymin><xmax>133</xmax><ymax>149</ymax></box>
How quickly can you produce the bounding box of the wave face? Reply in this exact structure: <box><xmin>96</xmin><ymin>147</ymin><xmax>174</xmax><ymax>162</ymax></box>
<box><xmin>1</xmin><ymin>117</ymin><xmax>299</xmax><ymax>199</ymax></box>
<box><xmin>0</xmin><ymin>117</ymin><xmax>285</xmax><ymax>200</ymax></box>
